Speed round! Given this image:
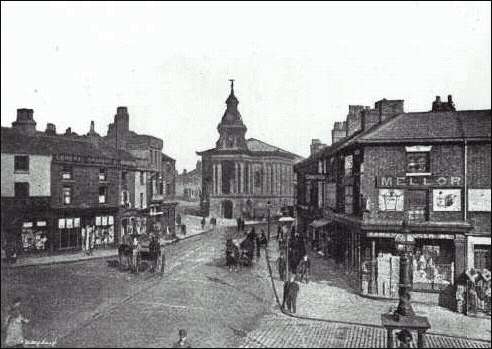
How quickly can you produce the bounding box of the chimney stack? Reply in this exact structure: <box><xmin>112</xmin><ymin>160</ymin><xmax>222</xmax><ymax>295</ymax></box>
<box><xmin>12</xmin><ymin>108</ymin><xmax>37</xmax><ymax>134</ymax></box>
<box><xmin>65</xmin><ymin>127</ymin><xmax>72</xmax><ymax>135</ymax></box>
<box><xmin>331</xmin><ymin>121</ymin><xmax>347</xmax><ymax>144</ymax></box>
<box><xmin>432</xmin><ymin>94</ymin><xmax>456</xmax><ymax>112</ymax></box>
<box><xmin>45</xmin><ymin>123</ymin><xmax>56</xmax><ymax>135</ymax></box>
<box><xmin>310</xmin><ymin>139</ymin><xmax>326</xmax><ymax>156</ymax></box>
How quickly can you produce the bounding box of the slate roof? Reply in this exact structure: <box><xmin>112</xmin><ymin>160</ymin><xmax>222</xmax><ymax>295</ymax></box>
<box><xmin>358</xmin><ymin>110</ymin><xmax>491</xmax><ymax>142</ymax></box>
<box><xmin>1</xmin><ymin>127</ymin><xmax>135</xmax><ymax>162</ymax></box>
<box><xmin>196</xmin><ymin>138</ymin><xmax>303</xmax><ymax>161</ymax></box>
<box><xmin>295</xmin><ymin>109</ymin><xmax>491</xmax><ymax>169</ymax></box>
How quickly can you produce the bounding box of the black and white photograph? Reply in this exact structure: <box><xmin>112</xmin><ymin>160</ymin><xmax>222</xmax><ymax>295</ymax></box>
<box><xmin>1</xmin><ymin>1</ymin><xmax>491</xmax><ymax>348</ymax></box>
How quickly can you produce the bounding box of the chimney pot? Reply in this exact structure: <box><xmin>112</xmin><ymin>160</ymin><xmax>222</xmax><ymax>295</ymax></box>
<box><xmin>436</xmin><ymin>96</ymin><xmax>441</xmax><ymax>102</ymax></box>
<box><xmin>447</xmin><ymin>95</ymin><xmax>453</xmax><ymax>102</ymax></box>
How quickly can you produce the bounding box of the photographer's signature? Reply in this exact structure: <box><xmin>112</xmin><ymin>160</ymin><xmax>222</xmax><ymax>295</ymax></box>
<box><xmin>24</xmin><ymin>338</ymin><xmax>57</xmax><ymax>347</ymax></box>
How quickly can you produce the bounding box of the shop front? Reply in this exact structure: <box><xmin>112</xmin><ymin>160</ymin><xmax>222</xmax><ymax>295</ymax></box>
<box><xmin>359</xmin><ymin>231</ymin><xmax>459</xmax><ymax>307</ymax></box>
<box><xmin>54</xmin><ymin>208</ymin><xmax>118</xmax><ymax>252</ymax></box>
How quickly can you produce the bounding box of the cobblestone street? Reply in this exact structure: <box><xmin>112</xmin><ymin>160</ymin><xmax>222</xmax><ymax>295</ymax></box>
<box><xmin>1</xmin><ymin>225</ymin><xmax>275</xmax><ymax>348</ymax></box>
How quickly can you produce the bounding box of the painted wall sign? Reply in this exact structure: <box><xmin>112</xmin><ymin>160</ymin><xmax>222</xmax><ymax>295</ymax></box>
<box><xmin>432</xmin><ymin>189</ymin><xmax>461</xmax><ymax>211</ymax></box>
<box><xmin>468</xmin><ymin>189</ymin><xmax>491</xmax><ymax>212</ymax></box>
<box><xmin>378</xmin><ymin>189</ymin><xmax>404</xmax><ymax>211</ymax></box>
<box><xmin>366</xmin><ymin>232</ymin><xmax>455</xmax><ymax>239</ymax></box>
<box><xmin>377</xmin><ymin>176</ymin><xmax>463</xmax><ymax>188</ymax></box>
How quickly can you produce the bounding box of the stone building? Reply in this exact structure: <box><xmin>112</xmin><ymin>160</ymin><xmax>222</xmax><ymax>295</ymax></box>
<box><xmin>295</xmin><ymin>95</ymin><xmax>491</xmax><ymax>310</ymax></box>
<box><xmin>197</xmin><ymin>81</ymin><xmax>303</xmax><ymax>219</ymax></box>
<box><xmin>175</xmin><ymin>161</ymin><xmax>202</xmax><ymax>201</ymax></box>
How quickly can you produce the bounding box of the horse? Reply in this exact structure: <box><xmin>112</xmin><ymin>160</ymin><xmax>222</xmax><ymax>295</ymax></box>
<box><xmin>225</xmin><ymin>239</ymin><xmax>239</xmax><ymax>272</ymax></box>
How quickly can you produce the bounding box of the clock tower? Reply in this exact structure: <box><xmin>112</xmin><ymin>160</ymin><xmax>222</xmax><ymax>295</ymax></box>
<box><xmin>216</xmin><ymin>80</ymin><xmax>248</xmax><ymax>150</ymax></box>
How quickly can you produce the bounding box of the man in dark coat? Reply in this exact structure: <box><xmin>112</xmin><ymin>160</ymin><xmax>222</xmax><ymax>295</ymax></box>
<box><xmin>277</xmin><ymin>251</ymin><xmax>287</xmax><ymax>281</ymax></box>
<box><xmin>149</xmin><ymin>236</ymin><xmax>160</xmax><ymax>273</ymax></box>
<box><xmin>173</xmin><ymin>329</ymin><xmax>192</xmax><ymax>348</ymax></box>
<box><xmin>296</xmin><ymin>254</ymin><xmax>311</xmax><ymax>284</ymax></box>
<box><xmin>286</xmin><ymin>275</ymin><xmax>299</xmax><ymax>313</ymax></box>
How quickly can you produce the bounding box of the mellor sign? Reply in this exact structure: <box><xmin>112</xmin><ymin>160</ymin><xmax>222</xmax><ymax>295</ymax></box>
<box><xmin>377</xmin><ymin>176</ymin><xmax>463</xmax><ymax>188</ymax></box>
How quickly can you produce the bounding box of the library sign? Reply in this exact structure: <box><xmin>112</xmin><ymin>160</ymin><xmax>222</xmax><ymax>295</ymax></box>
<box><xmin>376</xmin><ymin>176</ymin><xmax>463</xmax><ymax>188</ymax></box>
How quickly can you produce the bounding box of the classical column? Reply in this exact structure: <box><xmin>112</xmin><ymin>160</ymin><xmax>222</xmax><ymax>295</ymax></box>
<box><xmin>234</xmin><ymin>162</ymin><xmax>239</xmax><ymax>194</ymax></box>
<box><xmin>212</xmin><ymin>163</ymin><xmax>217</xmax><ymax>195</ymax></box>
<box><xmin>217</xmin><ymin>162</ymin><xmax>222</xmax><ymax>195</ymax></box>
<box><xmin>249</xmin><ymin>164</ymin><xmax>253</xmax><ymax>194</ymax></box>
<box><xmin>240</xmin><ymin>162</ymin><xmax>245</xmax><ymax>194</ymax></box>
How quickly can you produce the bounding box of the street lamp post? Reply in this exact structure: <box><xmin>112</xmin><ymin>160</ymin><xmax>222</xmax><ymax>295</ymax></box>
<box><xmin>394</xmin><ymin>219</ymin><xmax>416</xmax><ymax>319</ymax></box>
<box><xmin>267</xmin><ymin>201</ymin><xmax>271</xmax><ymax>242</ymax></box>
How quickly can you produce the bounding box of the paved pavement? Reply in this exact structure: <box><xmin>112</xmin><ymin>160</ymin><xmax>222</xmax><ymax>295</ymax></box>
<box><xmin>239</xmin><ymin>314</ymin><xmax>491</xmax><ymax>348</ymax></box>
<box><xmin>260</xmin><ymin>240</ymin><xmax>492</xmax><ymax>344</ymax></box>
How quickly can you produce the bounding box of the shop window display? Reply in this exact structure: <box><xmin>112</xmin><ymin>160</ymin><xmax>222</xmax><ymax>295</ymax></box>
<box><xmin>58</xmin><ymin>217</ymin><xmax>81</xmax><ymax>249</ymax></box>
<box><xmin>20</xmin><ymin>221</ymin><xmax>49</xmax><ymax>254</ymax></box>
<box><xmin>94</xmin><ymin>215</ymin><xmax>115</xmax><ymax>247</ymax></box>
<box><xmin>412</xmin><ymin>242</ymin><xmax>454</xmax><ymax>292</ymax></box>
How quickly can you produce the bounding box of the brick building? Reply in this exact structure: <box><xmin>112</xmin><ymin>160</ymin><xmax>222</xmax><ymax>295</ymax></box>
<box><xmin>1</xmin><ymin>106</ymin><xmax>178</xmax><ymax>257</ymax></box>
<box><xmin>1</xmin><ymin>109</ymin><xmax>136</xmax><ymax>255</ymax></box>
<box><xmin>295</xmin><ymin>96</ymin><xmax>491</xmax><ymax>310</ymax></box>
<box><xmin>197</xmin><ymin>81</ymin><xmax>303</xmax><ymax>219</ymax></box>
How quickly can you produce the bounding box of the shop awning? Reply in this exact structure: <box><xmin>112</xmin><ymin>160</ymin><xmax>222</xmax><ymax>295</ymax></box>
<box><xmin>310</xmin><ymin>218</ymin><xmax>332</xmax><ymax>229</ymax></box>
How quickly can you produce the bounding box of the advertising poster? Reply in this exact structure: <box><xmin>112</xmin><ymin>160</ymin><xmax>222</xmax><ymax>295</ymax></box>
<box><xmin>378</xmin><ymin>189</ymin><xmax>404</xmax><ymax>211</ymax></box>
<box><xmin>433</xmin><ymin>189</ymin><xmax>461</xmax><ymax>211</ymax></box>
<box><xmin>468</xmin><ymin>189</ymin><xmax>491</xmax><ymax>212</ymax></box>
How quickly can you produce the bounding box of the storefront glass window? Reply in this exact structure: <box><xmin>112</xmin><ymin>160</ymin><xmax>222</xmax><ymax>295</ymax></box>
<box><xmin>413</xmin><ymin>240</ymin><xmax>454</xmax><ymax>292</ymax></box>
<box><xmin>20</xmin><ymin>221</ymin><xmax>48</xmax><ymax>253</ymax></box>
<box><xmin>58</xmin><ymin>217</ymin><xmax>80</xmax><ymax>250</ymax></box>
<box><xmin>94</xmin><ymin>215</ymin><xmax>115</xmax><ymax>246</ymax></box>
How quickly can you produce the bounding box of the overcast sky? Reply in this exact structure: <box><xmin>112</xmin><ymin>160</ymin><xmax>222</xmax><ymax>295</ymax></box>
<box><xmin>2</xmin><ymin>1</ymin><xmax>491</xmax><ymax>172</ymax></box>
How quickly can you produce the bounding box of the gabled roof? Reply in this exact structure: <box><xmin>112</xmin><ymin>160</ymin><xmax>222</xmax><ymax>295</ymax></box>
<box><xmin>358</xmin><ymin>110</ymin><xmax>491</xmax><ymax>142</ymax></box>
<box><xmin>1</xmin><ymin>127</ymin><xmax>136</xmax><ymax>162</ymax></box>
<box><xmin>161</xmin><ymin>152</ymin><xmax>175</xmax><ymax>162</ymax></box>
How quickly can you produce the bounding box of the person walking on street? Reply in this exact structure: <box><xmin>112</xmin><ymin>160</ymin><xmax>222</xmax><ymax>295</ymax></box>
<box><xmin>3</xmin><ymin>297</ymin><xmax>29</xmax><ymax>348</ymax></box>
<box><xmin>173</xmin><ymin>329</ymin><xmax>192</xmax><ymax>348</ymax></box>
<box><xmin>201</xmin><ymin>216</ymin><xmax>206</xmax><ymax>230</ymax></box>
<box><xmin>277</xmin><ymin>251</ymin><xmax>287</xmax><ymax>281</ymax></box>
<box><xmin>286</xmin><ymin>275</ymin><xmax>299</xmax><ymax>314</ymax></box>
<box><xmin>277</xmin><ymin>225</ymin><xmax>282</xmax><ymax>240</ymax></box>
<box><xmin>237</xmin><ymin>217</ymin><xmax>241</xmax><ymax>233</ymax></box>
<box><xmin>297</xmin><ymin>254</ymin><xmax>311</xmax><ymax>284</ymax></box>
<box><xmin>132</xmin><ymin>237</ymin><xmax>141</xmax><ymax>273</ymax></box>
<box><xmin>149</xmin><ymin>236</ymin><xmax>160</xmax><ymax>273</ymax></box>
<box><xmin>282</xmin><ymin>277</ymin><xmax>290</xmax><ymax>311</ymax></box>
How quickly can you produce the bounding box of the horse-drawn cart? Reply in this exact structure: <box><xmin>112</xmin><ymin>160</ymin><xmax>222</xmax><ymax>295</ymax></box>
<box><xmin>118</xmin><ymin>233</ymin><xmax>166</xmax><ymax>274</ymax></box>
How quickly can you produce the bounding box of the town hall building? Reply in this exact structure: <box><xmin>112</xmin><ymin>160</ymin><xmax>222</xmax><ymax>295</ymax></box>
<box><xmin>197</xmin><ymin>81</ymin><xmax>303</xmax><ymax>219</ymax></box>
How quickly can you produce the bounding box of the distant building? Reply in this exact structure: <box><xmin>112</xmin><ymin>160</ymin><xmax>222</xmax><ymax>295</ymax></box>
<box><xmin>175</xmin><ymin>161</ymin><xmax>202</xmax><ymax>201</ymax></box>
<box><xmin>197</xmin><ymin>81</ymin><xmax>303</xmax><ymax>219</ymax></box>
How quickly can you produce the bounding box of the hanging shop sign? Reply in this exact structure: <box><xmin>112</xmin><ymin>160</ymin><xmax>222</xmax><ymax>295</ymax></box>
<box><xmin>377</xmin><ymin>176</ymin><xmax>463</xmax><ymax>188</ymax></box>
<box><xmin>432</xmin><ymin>189</ymin><xmax>461</xmax><ymax>212</ymax></box>
<box><xmin>468</xmin><ymin>189</ymin><xmax>491</xmax><ymax>212</ymax></box>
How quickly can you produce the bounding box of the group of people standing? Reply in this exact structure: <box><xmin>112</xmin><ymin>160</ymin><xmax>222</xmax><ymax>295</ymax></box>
<box><xmin>275</xmin><ymin>224</ymin><xmax>312</xmax><ymax>314</ymax></box>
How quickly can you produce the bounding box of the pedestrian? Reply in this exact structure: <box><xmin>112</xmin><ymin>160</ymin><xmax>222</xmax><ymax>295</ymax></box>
<box><xmin>3</xmin><ymin>297</ymin><xmax>29</xmax><ymax>348</ymax></box>
<box><xmin>176</xmin><ymin>214</ymin><xmax>182</xmax><ymax>226</ymax></box>
<box><xmin>132</xmin><ymin>236</ymin><xmax>141</xmax><ymax>273</ymax></box>
<box><xmin>297</xmin><ymin>254</ymin><xmax>311</xmax><ymax>284</ymax></box>
<box><xmin>286</xmin><ymin>275</ymin><xmax>299</xmax><ymax>314</ymax></box>
<box><xmin>282</xmin><ymin>277</ymin><xmax>290</xmax><ymax>311</ymax></box>
<box><xmin>237</xmin><ymin>217</ymin><xmax>241</xmax><ymax>233</ymax></box>
<box><xmin>255</xmin><ymin>233</ymin><xmax>261</xmax><ymax>260</ymax></box>
<box><xmin>259</xmin><ymin>230</ymin><xmax>268</xmax><ymax>248</ymax></box>
<box><xmin>225</xmin><ymin>239</ymin><xmax>236</xmax><ymax>272</ymax></box>
<box><xmin>277</xmin><ymin>251</ymin><xmax>287</xmax><ymax>281</ymax></box>
<box><xmin>201</xmin><ymin>216</ymin><xmax>206</xmax><ymax>230</ymax></box>
<box><xmin>173</xmin><ymin>329</ymin><xmax>192</xmax><ymax>348</ymax></box>
<box><xmin>181</xmin><ymin>224</ymin><xmax>187</xmax><ymax>236</ymax></box>
<box><xmin>149</xmin><ymin>236</ymin><xmax>160</xmax><ymax>273</ymax></box>
<box><xmin>277</xmin><ymin>225</ymin><xmax>282</xmax><ymax>240</ymax></box>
